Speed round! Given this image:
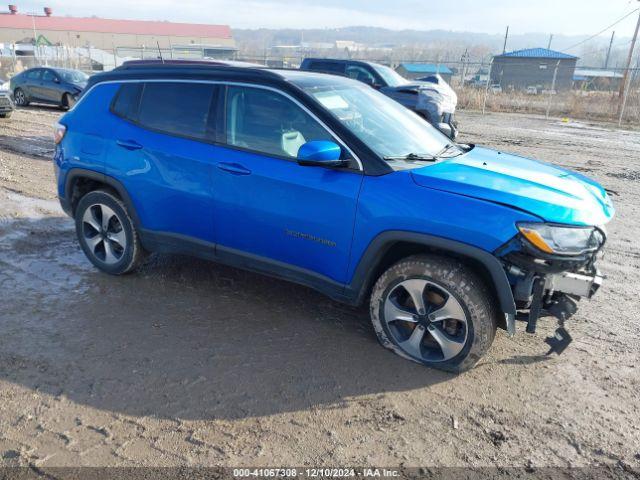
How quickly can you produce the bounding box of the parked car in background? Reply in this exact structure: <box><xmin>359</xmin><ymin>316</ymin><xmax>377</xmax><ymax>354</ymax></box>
<box><xmin>526</xmin><ymin>86</ymin><xmax>539</xmax><ymax>95</ymax></box>
<box><xmin>300</xmin><ymin>58</ymin><xmax>458</xmax><ymax>139</ymax></box>
<box><xmin>0</xmin><ymin>79</ymin><xmax>14</xmax><ymax>118</ymax></box>
<box><xmin>10</xmin><ymin>67</ymin><xmax>88</xmax><ymax>109</ymax></box>
<box><xmin>490</xmin><ymin>84</ymin><xmax>503</xmax><ymax>94</ymax></box>
<box><xmin>53</xmin><ymin>63</ymin><xmax>614</xmax><ymax>372</ymax></box>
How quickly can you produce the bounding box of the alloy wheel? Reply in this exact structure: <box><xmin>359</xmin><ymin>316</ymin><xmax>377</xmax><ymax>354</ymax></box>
<box><xmin>81</xmin><ymin>204</ymin><xmax>127</xmax><ymax>264</ymax></box>
<box><xmin>383</xmin><ymin>278</ymin><xmax>468</xmax><ymax>362</ymax></box>
<box><xmin>14</xmin><ymin>89</ymin><xmax>26</xmax><ymax>106</ymax></box>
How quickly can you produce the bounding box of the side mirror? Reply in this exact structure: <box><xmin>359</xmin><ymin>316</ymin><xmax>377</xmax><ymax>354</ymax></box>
<box><xmin>297</xmin><ymin>140</ymin><xmax>346</xmax><ymax>167</ymax></box>
<box><xmin>53</xmin><ymin>77</ymin><xmax>60</xmax><ymax>83</ymax></box>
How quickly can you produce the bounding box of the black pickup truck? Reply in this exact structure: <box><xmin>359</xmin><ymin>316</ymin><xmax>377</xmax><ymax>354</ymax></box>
<box><xmin>300</xmin><ymin>58</ymin><xmax>458</xmax><ymax>139</ymax></box>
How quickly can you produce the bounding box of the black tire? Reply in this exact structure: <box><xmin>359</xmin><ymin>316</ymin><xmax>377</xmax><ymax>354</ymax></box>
<box><xmin>74</xmin><ymin>189</ymin><xmax>144</xmax><ymax>275</ymax></box>
<box><xmin>0</xmin><ymin>112</ymin><xmax>12</xmax><ymax>118</ymax></box>
<box><xmin>370</xmin><ymin>254</ymin><xmax>497</xmax><ymax>373</ymax></box>
<box><xmin>13</xmin><ymin>88</ymin><xmax>28</xmax><ymax>106</ymax></box>
<box><xmin>61</xmin><ymin>93</ymin><xmax>75</xmax><ymax>110</ymax></box>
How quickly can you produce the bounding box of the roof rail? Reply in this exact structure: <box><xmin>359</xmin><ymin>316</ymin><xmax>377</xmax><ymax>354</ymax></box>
<box><xmin>117</xmin><ymin>59</ymin><xmax>265</xmax><ymax>69</ymax></box>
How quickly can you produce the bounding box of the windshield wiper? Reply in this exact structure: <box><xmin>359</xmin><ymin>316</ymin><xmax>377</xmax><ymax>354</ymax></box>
<box><xmin>383</xmin><ymin>153</ymin><xmax>437</xmax><ymax>162</ymax></box>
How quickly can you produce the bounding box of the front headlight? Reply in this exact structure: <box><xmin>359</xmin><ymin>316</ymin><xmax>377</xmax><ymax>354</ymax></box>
<box><xmin>517</xmin><ymin>223</ymin><xmax>605</xmax><ymax>256</ymax></box>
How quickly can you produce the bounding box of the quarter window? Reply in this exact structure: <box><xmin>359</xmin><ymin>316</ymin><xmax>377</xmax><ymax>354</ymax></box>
<box><xmin>225</xmin><ymin>86</ymin><xmax>337</xmax><ymax>158</ymax></box>
<box><xmin>137</xmin><ymin>82</ymin><xmax>217</xmax><ymax>140</ymax></box>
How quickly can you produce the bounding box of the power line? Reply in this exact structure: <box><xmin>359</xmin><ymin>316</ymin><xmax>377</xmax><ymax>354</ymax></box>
<box><xmin>564</xmin><ymin>7</ymin><xmax>639</xmax><ymax>52</ymax></box>
<box><xmin>578</xmin><ymin>39</ymin><xmax>632</xmax><ymax>58</ymax></box>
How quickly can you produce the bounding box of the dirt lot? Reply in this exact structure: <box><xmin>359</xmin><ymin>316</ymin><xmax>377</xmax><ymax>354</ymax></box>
<box><xmin>0</xmin><ymin>106</ymin><xmax>639</xmax><ymax>475</ymax></box>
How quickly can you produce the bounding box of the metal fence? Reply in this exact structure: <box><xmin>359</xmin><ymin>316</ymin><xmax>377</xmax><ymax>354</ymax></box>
<box><xmin>2</xmin><ymin>45</ymin><xmax>639</xmax><ymax>125</ymax></box>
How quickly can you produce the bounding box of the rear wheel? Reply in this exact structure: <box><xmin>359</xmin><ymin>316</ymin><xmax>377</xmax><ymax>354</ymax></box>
<box><xmin>370</xmin><ymin>254</ymin><xmax>497</xmax><ymax>372</ymax></box>
<box><xmin>0</xmin><ymin>112</ymin><xmax>12</xmax><ymax>118</ymax></box>
<box><xmin>13</xmin><ymin>88</ymin><xmax>28</xmax><ymax>106</ymax></box>
<box><xmin>74</xmin><ymin>190</ymin><xmax>144</xmax><ymax>275</ymax></box>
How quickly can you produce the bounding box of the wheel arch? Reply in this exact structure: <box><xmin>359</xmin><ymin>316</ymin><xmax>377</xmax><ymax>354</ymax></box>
<box><xmin>347</xmin><ymin>231</ymin><xmax>516</xmax><ymax>330</ymax></box>
<box><xmin>65</xmin><ymin>168</ymin><xmax>141</xmax><ymax>227</ymax></box>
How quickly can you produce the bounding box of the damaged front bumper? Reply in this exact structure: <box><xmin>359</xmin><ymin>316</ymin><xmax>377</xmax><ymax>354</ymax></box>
<box><xmin>497</xmin><ymin>235</ymin><xmax>605</xmax><ymax>337</ymax></box>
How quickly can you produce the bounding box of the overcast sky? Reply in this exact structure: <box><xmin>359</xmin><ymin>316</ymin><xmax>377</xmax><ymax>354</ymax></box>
<box><xmin>14</xmin><ymin>0</ymin><xmax>640</xmax><ymax>37</ymax></box>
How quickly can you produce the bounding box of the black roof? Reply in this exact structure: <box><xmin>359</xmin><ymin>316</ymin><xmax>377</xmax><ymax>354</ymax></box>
<box><xmin>86</xmin><ymin>61</ymin><xmax>357</xmax><ymax>91</ymax></box>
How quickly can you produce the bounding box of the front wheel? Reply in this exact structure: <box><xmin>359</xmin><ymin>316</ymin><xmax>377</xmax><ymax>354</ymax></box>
<box><xmin>370</xmin><ymin>254</ymin><xmax>497</xmax><ymax>372</ymax></box>
<box><xmin>74</xmin><ymin>190</ymin><xmax>144</xmax><ymax>275</ymax></box>
<box><xmin>61</xmin><ymin>93</ymin><xmax>75</xmax><ymax>110</ymax></box>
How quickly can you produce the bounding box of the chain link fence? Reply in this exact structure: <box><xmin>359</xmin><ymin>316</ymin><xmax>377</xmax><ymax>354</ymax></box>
<box><xmin>2</xmin><ymin>45</ymin><xmax>638</xmax><ymax>124</ymax></box>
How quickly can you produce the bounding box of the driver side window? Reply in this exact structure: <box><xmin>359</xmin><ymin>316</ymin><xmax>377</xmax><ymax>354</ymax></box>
<box><xmin>345</xmin><ymin>65</ymin><xmax>376</xmax><ymax>86</ymax></box>
<box><xmin>42</xmin><ymin>70</ymin><xmax>57</xmax><ymax>82</ymax></box>
<box><xmin>225</xmin><ymin>86</ymin><xmax>336</xmax><ymax>159</ymax></box>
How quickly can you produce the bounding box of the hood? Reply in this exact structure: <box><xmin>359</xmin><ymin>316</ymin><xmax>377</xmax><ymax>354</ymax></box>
<box><xmin>393</xmin><ymin>78</ymin><xmax>457</xmax><ymax>113</ymax></box>
<box><xmin>410</xmin><ymin>146</ymin><xmax>614</xmax><ymax>226</ymax></box>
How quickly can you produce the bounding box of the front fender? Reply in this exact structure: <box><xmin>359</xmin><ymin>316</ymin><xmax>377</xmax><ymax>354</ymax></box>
<box><xmin>346</xmin><ymin>230</ymin><xmax>516</xmax><ymax>329</ymax></box>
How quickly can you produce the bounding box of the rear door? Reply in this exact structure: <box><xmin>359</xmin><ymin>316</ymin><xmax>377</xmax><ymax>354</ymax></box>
<box><xmin>23</xmin><ymin>69</ymin><xmax>43</xmax><ymax>100</ymax></box>
<box><xmin>108</xmin><ymin>81</ymin><xmax>221</xmax><ymax>243</ymax></box>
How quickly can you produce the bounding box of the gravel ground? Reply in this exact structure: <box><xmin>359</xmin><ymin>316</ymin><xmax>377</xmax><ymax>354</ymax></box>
<box><xmin>0</xmin><ymin>106</ymin><xmax>638</xmax><ymax>475</ymax></box>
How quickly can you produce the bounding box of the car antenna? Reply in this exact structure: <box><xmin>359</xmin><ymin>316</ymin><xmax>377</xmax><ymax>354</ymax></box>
<box><xmin>156</xmin><ymin>41</ymin><xmax>164</xmax><ymax>64</ymax></box>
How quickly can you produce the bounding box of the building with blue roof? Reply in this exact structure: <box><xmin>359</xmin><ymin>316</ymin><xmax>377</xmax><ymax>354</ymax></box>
<box><xmin>490</xmin><ymin>48</ymin><xmax>579</xmax><ymax>92</ymax></box>
<box><xmin>396</xmin><ymin>63</ymin><xmax>453</xmax><ymax>82</ymax></box>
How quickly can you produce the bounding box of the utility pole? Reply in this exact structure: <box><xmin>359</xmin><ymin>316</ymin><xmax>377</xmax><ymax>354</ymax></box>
<box><xmin>605</xmin><ymin>31</ymin><xmax>615</xmax><ymax>69</ymax></box>
<box><xmin>502</xmin><ymin>26</ymin><xmax>509</xmax><ymax>54</ymax></box>
<box><xmin>617</xmin><ymin>2</ymin><xmax>640</xmax><ymax>121</ymax></box>
<box><xmin>460</xmin><ymin>48</ymin><xmax>469</xmax><ymax>87</ymax></box>
<box><xmin>546</xmin><ymin>60</ymin><xmax>561</xmax><ymax>118</ymax></box>
<box><xmin>547</xmin><ymin>34</ymin><xmax>554</xmax><ymax>50</ymax></box>
<box><xmin>482</xmin><ymin>57</ymin><xmax>494</xmax><ymax>115</ymax></box>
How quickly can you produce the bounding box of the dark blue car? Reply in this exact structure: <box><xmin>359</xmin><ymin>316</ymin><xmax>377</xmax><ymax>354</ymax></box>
<box><xmin>10</xmin><ymin>67</ymin><xmax>88</xmax><ymax>109</ymax></box>
<box><xmin>52</xmin><ymin>62</ymin><xmax>614</xmax><ymax>371</ymax></box>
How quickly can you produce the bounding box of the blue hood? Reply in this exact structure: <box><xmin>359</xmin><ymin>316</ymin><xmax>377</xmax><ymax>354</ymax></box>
<box><xmin>410</xmin><ymin>146</ymin><xmax>614</xmax><ymax>226</ymax></box>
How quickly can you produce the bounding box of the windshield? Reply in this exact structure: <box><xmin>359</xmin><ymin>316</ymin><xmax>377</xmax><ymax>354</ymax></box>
<box><xmin>300</xmin><ymin>81</ymin><xmax>456</xmax><ymax>162</ymax></box>
<box><xmin>57</xmin><ymin>69</ymin><xmax>89</xmax><ymax>83</ymax></box>
<box><xmin>370</xmin><ymin>64</ymin><xmax>408</xmax><ymax>87</ymax></box>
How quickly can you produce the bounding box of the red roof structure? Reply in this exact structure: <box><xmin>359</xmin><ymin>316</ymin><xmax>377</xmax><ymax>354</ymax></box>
<box><xmin>0</xmin><ymin>13</ymin><xmax>232</xmax><ymax>39</ymax></box>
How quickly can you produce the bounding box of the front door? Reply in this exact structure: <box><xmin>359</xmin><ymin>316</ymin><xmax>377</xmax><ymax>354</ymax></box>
<box><xmin>40</xmin><ymin>69</ymin><xmax>61</xmax><ymax>104</ymax></box>
<box><xmin>212</xmin><ymin>84</ymin><xmax>363</xmax><ymax>284</ymax></box>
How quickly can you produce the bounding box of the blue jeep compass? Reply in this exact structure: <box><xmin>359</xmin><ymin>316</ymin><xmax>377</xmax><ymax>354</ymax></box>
<box><xmin>53</xmin><ymin>62</ymin><xmax>614</xmax><ymax>372</ymax></box>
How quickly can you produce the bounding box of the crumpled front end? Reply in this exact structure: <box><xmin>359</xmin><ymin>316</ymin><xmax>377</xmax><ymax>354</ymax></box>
<box><xmin>495</xmin><ymin>222</ymin><xmax>609</xmax><ymax>347</ymax></box>
<box><xmin>415</xmin><ymin>83</ymin><xmax>458</xmax><ymax>138</ymax></box>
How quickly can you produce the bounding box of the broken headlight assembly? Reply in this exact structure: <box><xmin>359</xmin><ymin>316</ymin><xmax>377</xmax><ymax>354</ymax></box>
<box><xmin>517</xmin><ymin>223</ymin><xmax>605</xmax><ymax>256</ymax></box>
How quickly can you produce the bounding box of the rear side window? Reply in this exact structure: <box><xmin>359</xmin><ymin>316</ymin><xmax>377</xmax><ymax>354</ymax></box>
<box><xmin>112</xmin><ymin>83</ymin><xmax>142</xmax><ymax>120</ymax></box>
<box><xmin>25</xmin><ymin>69</ymin><xmax>41</xmax><ymax>80</ymax></box>
<box><xmin>308</xmin><ymin>61</ymin><xmax>345</xmax><ymax>75</ymax></box>
<box><xmin>137</xmin><ymin>82</ymin><xmax>217</xmax><ymax>140</ymax></box>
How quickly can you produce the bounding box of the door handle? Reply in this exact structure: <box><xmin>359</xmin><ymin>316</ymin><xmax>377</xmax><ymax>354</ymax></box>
<box><xmin>217</xmin><ymin>162</ymin><xmax>251</xmax><ymax>175</ymax></box>
<box><xmin>116</xmin><ymin>139</ymin><xmax>143</xmax><ymax>151</ymax></box>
